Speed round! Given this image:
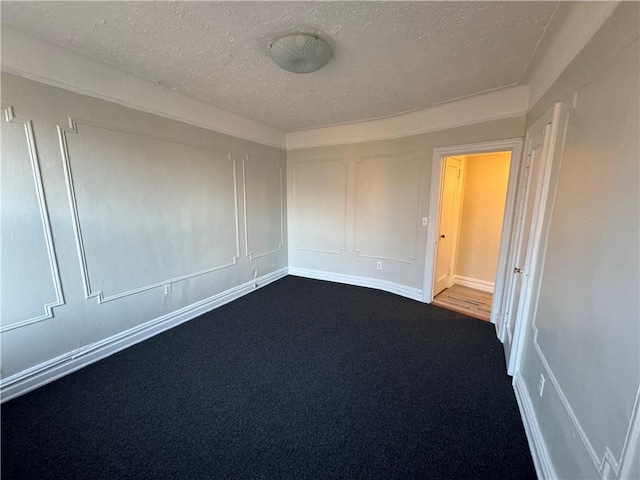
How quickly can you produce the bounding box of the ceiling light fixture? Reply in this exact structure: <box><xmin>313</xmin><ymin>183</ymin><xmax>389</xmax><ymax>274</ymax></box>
<box><xmin>269</xmin><ymin>34</ymin><xmax>332</xmax><ymax>74</ymax></box>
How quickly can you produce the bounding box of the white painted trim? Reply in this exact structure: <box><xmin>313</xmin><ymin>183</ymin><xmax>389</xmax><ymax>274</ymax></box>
<box><xmin>353</xmin><ymin>152</ymin><xmax>422</xmax><ymax>264</ymax></box>
<box><xmin>0</xmin><ymin>268</ymin><xmax>288</xmax><ymax>403</ymax></box>
<box><xmin>286</xmin><ymin>86</ymin><xmax>529</xmax><ymax>150</ymax></box>
<box><xmin>288</xmin><ymin>267</ymin><xmax>423</xmax><ymax>302</ymax></box>
<box><xmin>291</xmin><ymin>158</ymin><xmax>348</xmax><ymax>255</ymax></box>
<box><xmin>452</xmin><ymin>275</ymin><xmax>495</xmax><ymax>294</ymax></box>
<box><xmin>526</xmin><ymin>1</ymin><xmax>619</xmax><ymax>110</ymax></box>
<box><xmin>423</xmin><ymin>138</ymin><xmax>524</xmax><ymax>311</ymax></box>
<box><xmin>509</xmin><ymin>102</ymin><xmax>569</xmax><ymax>376</ymax></box>
<box><xmin>523</xmin><ymin>104</ymin><xmax>637</xmax><ymax>480</ymax></box>
<box><xmin>619</xmin><ymin>388</ymin><xmax>640</xmax><ymax>480</ymax></box>
<box><xmin>1</xmin><ymin>105</ymin><xmax>66</xmax><ymax>332</ymax></box>
<box><xmin>0</xmin><ymin>26</ymin><xmax>287</xmax><ymax>150</ymax></box>
<box><xmin>513</xmin><ymin>374</ymin><xmax>557</xmax><ymax>480</ymax></box>
<box><xmin>57</xmin><ymin>117</ymin><xmax>242</xmax><ymax>304</ymax></box>
<box><xmin>242</xmin><ymin>155</ymin><xmax>285</xmax><ymax>260</ymax></box>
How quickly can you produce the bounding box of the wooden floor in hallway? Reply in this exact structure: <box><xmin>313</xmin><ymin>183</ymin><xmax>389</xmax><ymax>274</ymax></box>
<box><xmin>432</xmin><ymin>284</ymin><xmax>493</xmax><ymax>322</ymax></box>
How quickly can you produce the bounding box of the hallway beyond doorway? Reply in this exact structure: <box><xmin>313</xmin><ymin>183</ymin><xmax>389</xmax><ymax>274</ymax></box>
<box><xmin>432</xmin><ymin>284</ymin><xmax>492</xmax><ymax>322</ymax></box>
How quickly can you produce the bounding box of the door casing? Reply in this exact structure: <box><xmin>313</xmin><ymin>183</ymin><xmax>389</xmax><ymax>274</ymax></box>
<box><xmin>423</xmin><ymin>138</ymin><xmax>524</xmax><ymax>346</ymax></box>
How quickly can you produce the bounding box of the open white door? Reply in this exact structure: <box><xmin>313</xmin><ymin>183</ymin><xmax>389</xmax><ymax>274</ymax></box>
<box><xmin>500</xmin><ymin>103</ymin><xmax>570</xmax><ymax>374</ymax></box>
<box><xmin>433</xmin><ymin>157</ymin><xmax>463</xmax><ymax>296</ymax></box>
<box><xmin>501</xmin><ymin>123</ymin><xmax>551</xmax><ymax>365</ymax></box>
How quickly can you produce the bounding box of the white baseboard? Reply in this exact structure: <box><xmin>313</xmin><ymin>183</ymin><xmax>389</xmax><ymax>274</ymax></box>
<box><xmin>288</xmin><ymin>267</ymin><xmax>423</xmax><ymax>302</ymax></box>
<box><xmin>0</xmin><ymin>267</ymin><xmax>288</xmax><ymax>403</ymax></box>
<box><xmin>452</xmin><ymin>275</ymin><xmax>495</xmax><ymax>293</ymax></box>
<box><xmin>513</xmin><ymin>374</ymin><xmax>557</xmax><ymax>480</ymax></box>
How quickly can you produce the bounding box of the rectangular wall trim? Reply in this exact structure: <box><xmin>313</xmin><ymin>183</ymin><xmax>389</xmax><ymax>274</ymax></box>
<box><xmin>0</xmin><ymin>268</ymin><xmax>288</xmax><ymax>403</ymax></box>
<box><xmin>57</xmin><ymin>117</ymin><xmax>241</xmax><ymax>304</ymax></box>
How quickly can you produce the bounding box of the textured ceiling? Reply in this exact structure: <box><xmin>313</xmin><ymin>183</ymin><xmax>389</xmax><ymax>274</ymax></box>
<box><xmin>1</xmin><ymin>1</ymin><xmax>559</xmax><ymax>131</ymax></box>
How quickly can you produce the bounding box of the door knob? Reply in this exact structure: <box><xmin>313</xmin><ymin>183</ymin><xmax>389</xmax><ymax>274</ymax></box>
<box><xmin>440</xmin><ymin>234</ymin><xmax>446</xmax><ymax>239</ymax></box>
<box><xmin>514</xmin><ymin>267</ymin><xmax>523</xmax><ymax>273</ymax></box>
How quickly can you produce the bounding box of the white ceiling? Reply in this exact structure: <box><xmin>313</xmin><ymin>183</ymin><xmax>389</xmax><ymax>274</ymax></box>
<box><xmin>1</xmin><ymin>1</ymin><xmax>561</xmax><ymax>131</ymax></box>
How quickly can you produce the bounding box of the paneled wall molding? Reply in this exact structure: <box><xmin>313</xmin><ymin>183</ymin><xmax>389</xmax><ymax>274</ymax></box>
<box><xmin>242</xmin><ymin>155</ymin><xmax>285</xmax><ymax>260</ymax></box>
<box><xmin>0</xmin><ymin>268</ymin><xmax>288</xmax><ymax>403</ymax></box>
<box><xmin>353</xmin><ymin>152</ymin><xmax>422</xmax><ymax>264</ymax></box>
<box><xmin>1</xmin><ymin>104</ymin><xmax>65</xmax><ymax>333</ymax></box>
<box><xmin>618</xmin><ymin>390</ymin><xmax>640</xmax><ymax>480</ymax></box>
<box><xmin>532</xmin><ymin>327</ymin><xmax>639</xmax><ymax>478</ymax></box>
<box><xmin>532</xmin><ymin>326</ymin><xmax>638</xmax><ymax>478</ymax></box>
<box><xmin>292</xmin><ymin>158</ymin><xmax>348</xmax><ymax>255</ymax></box>
<box><xmin>57</xmin><ymin>117</ymin><xmax>241</xmax><ymax>304</ymax></box>
<box><xmin>520</xmin><ymin>103</ymin><xmax>634</xmax><ymax>479</ymax></box>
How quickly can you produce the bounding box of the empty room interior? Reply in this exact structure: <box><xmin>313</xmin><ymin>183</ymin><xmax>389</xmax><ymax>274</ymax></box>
<box><xmin>1</xmin><ymin>2</ymin><xmax>638</xmax><ymax>479</ymax></box>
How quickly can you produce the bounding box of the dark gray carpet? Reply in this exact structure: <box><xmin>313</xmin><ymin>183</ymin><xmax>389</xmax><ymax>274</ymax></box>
<box><xmin>1</xmin><ymin>276</ymin><xmax>536</xmax><ymax>479</ymax></box>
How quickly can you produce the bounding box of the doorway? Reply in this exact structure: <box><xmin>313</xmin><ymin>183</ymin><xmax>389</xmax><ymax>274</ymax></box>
<box><xmin>430</xmin><ymin>151</ymin><xmax>512</xmax><ymax>321</ymax></box>
<box><xmin>423</xmin><ymin>139</ymin><xmax>524</xmax><ymax>329</ymax></box>
<box><xmin>424</xmin><ymin>107</ymin><xmax>567</xmax><ymax>375</ymax></box>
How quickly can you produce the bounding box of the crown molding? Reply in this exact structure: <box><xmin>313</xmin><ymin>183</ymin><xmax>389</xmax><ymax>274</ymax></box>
<box><xmin>525</xmin><ymin>1</ymin><xmax>620</xmax><ymax>110</ymax></box>
<box><xmin>286</xmin><ymin>85</ymin><xmax>530</xmax><ymax>150</ymax></box>
<box><xmin>0</xmin><ymin>26</ymin><xmax>287</xmax><ymax>150</ymax></box>
<box><xmin>1</xmin><ymin>1</ymin><xmax>619</xmax><ymax>152</ymax></box>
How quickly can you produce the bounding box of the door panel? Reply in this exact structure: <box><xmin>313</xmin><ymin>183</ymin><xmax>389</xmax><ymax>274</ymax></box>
<box><xmin>434</xmin><ymin>157</ymin><xmax>462</xmax><ymax>295</ymax></box>
<box><xmin>502</xmin><ymin>123</ymin><xmax>551</xmax><ymax>363</ymax></box>
<box><xmin>499</xmin><ymin>103</ymin><xmax>571</xmax><ymax>376</ymax></box>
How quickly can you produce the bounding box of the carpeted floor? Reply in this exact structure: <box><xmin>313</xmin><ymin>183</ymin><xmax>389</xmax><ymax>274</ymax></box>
<box><xmin>1</xmin><ymin>276</ymin><xmax>536</xmax><ymax>480</ymax></box>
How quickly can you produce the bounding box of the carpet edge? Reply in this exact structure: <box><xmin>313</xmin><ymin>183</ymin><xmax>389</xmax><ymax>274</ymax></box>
<box><xmin>0</xmin><ymin>267</ymin><xmax>288</xmax><ymax>403</ymax></box>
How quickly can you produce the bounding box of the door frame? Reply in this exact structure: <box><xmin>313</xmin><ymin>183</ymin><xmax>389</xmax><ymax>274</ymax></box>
<box><xmin>423</xmin><ymin>138</ymin><xmax>524</xmax><ymax>330</ymax></box>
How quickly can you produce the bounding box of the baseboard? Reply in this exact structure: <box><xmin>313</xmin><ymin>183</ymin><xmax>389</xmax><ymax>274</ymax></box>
<box><xmin>513</xmin><ymin>373</ymin><xmax>557</xmax><ymax>480</ymax></box>
<box><xmin>0</xmin><ymin>267</ymin><xmax>288</xmax><ymax>403</ymax></box>
<box><xmin>452</xmin><ymin>275</ymin><xmax>495</xmax><ymax>293</ymax></box>
<box><xmin>288</xmin><ymin>267</ymin><xmax>423</xmax><ymax>302</ymax></box>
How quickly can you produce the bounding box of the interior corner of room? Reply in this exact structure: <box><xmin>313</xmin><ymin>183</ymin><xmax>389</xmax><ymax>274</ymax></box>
<box><xmin>1</xmin><ymin>2</ymin><xmax>638</xmax><ymax>479</ymax></box>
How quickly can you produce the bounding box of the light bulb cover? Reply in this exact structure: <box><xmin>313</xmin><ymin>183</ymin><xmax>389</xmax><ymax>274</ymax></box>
<box><xmin>269</xmin><ymin>34</ymin><xmax>332</xmax><ymax>74</ymax></box>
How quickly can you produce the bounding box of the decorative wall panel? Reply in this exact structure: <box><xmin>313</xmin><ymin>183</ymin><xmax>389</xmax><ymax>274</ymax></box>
<box><xmin>354</xmin><ymin>153</ymin><xmax>422</xmax><ymax>263</ymax></box>
<box><xmin>242</xmin><ymin>155</ymin><xmax>285</xmax><ymax>259</ymax></box>
<box><xmin>293</xmin><ymin>159</ymin><xmax>347</xmax><ymax>254</ymax></box>
<box><xmin>58</xmin><ymin>118</ymin><xmax>240</xmax><ymax>303</ymax></box>
<box><xmin>1</xmin><ymin>105</ymin><xmax>64</xmax><ymax>332</ymax></box>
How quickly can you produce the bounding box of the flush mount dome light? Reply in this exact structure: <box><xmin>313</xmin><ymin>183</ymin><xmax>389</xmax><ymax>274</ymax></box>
<box><xmin>269</xmin><ymin>34</ymin><xmax>332</xmax><ymax>74</ymax></box>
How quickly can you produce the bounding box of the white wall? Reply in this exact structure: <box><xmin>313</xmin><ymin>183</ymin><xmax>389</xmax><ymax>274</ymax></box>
<box><xmin>287</xmin><ymin>118</ymin><xmax>525</xmax><ymax>296</ymax></box>
<box><xmin>1</xmin><ymin>73</ymin><xmax>287</xmax><ymax>396</ymax></box>
<box><xmin>516</xmin><ymin>4</ymin><xmax>639</xmax><ymax>479</ymax></box>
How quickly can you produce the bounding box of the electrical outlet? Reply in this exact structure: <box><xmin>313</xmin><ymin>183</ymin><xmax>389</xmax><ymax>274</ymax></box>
<box><xmin>376</xmin><ymin>261</ymin><xmax>382</xmax><ymax>270</ymax></box>
<box><xmin>539</xmin><ymin>373</ymin><xmax>545</xmax><ymax>397</ymax></box>
<box><xmin>164</xmin><ymin>284</ymin><xmax>172</xmax><ymax>295</ymax></box>
<box><xmin>422</xmin><ymin>217</ymin><xmax>428</xmax><ymax>227</ymax></box>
